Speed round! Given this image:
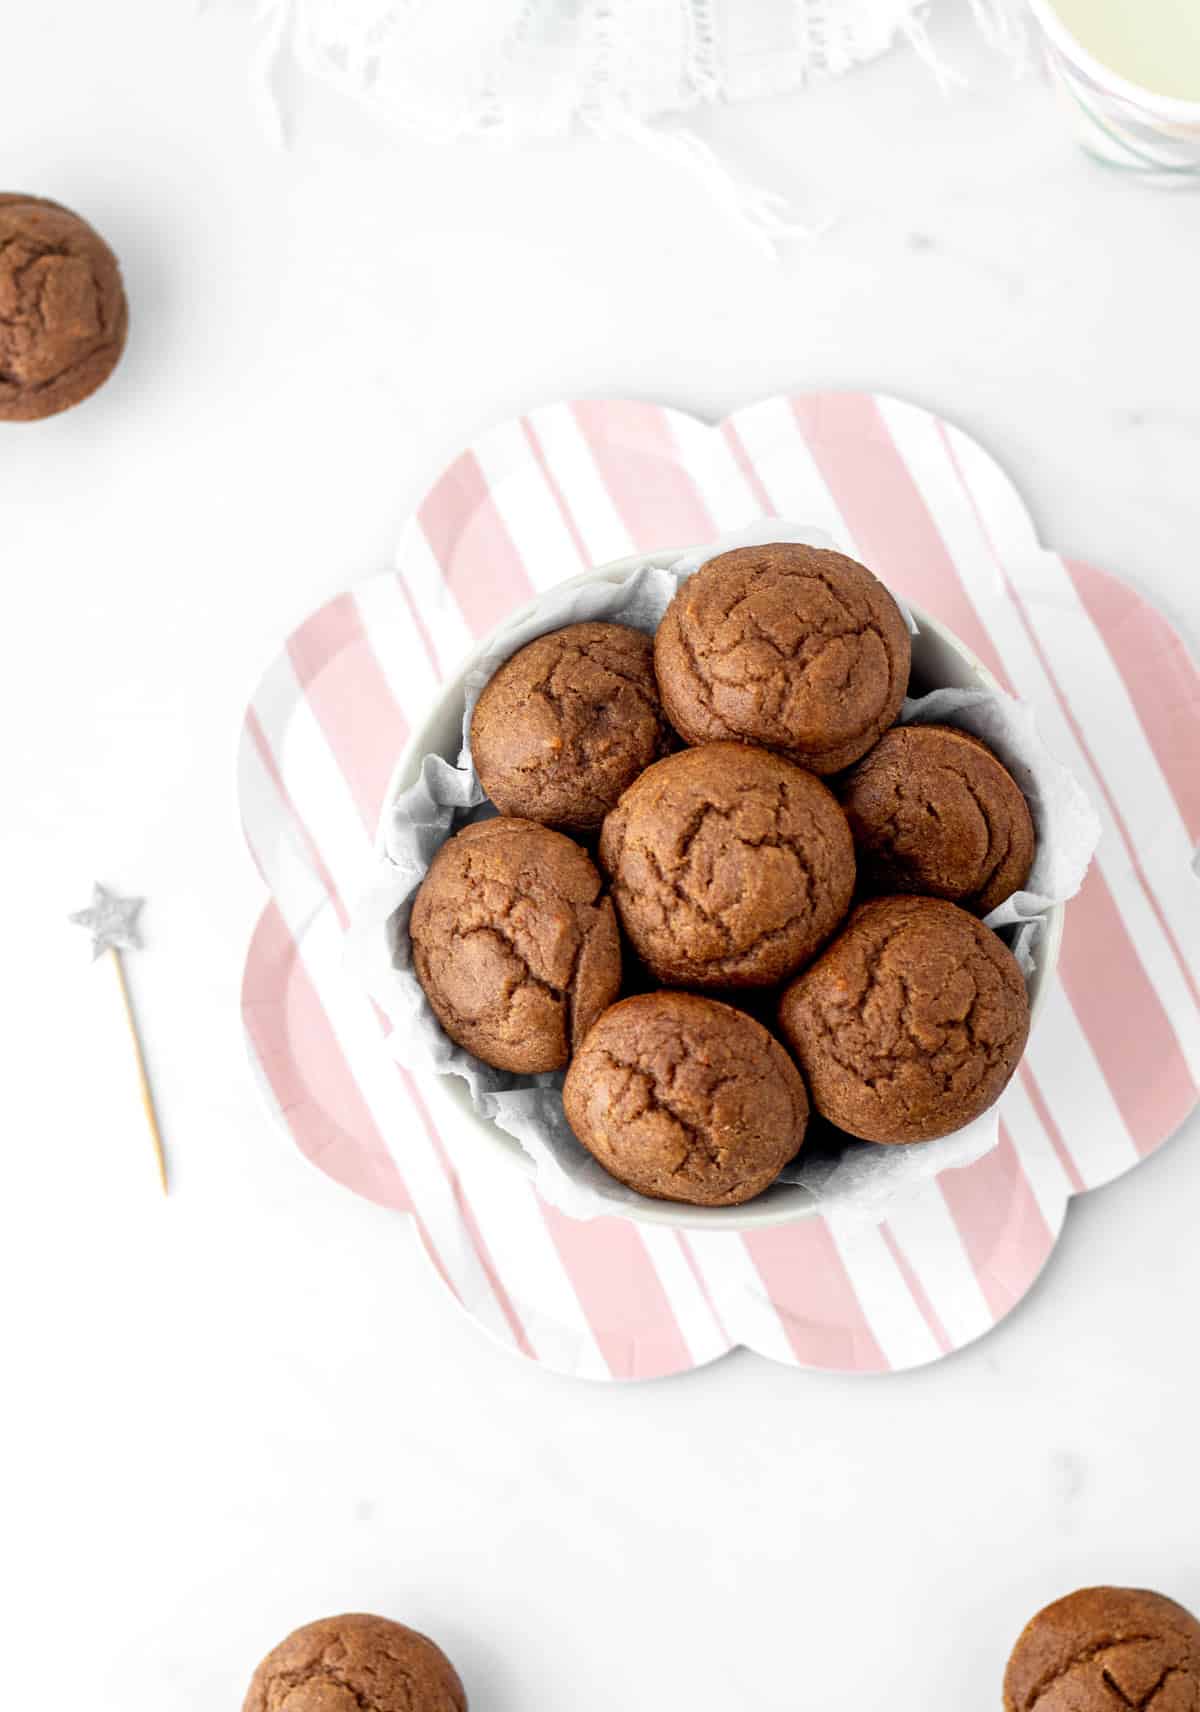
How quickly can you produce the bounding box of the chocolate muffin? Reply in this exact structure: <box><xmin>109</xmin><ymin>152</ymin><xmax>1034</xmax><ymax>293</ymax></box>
<box><xmin>243</xmin><ymin>1613</ymin><xmax>467</xmax><ymax>1712</ymax></box>
<box><xmin>470</xmin><ymin>621</ymin><xmax>674</xmax><ymax>832</ymax></box>
<box><xmin>410</xmin><ymin>817</ymin><xmax>621</xmax><ymax>1073</ymax></box>
<box><xmin>563</xmin><ymin>991</ymin><xmax>808</xmax><ymax>1205</ymax></box>
<box><xmin>840</xmin><ymin>722</ymin><xmax>1035</xmax><ymax>914</ymax></box>
<box><xmin>777</xmin><ymin>895</ymin><xmax>1029</xmax><ymax>1143</ymax></box>
<box><xmin>598</xmin><ymin>742</ymin><xmax>855</xmax><ymax>990</ymax></box>
<box><xmin>654</xmin><ymin>542</ymin><xmax>911</xmax><ymax>773</ymax></box>
<box><xmin>0</xmin><ymin>194</ymin><xmax>127</xmax><ymax>421</ymax></box>
<box><xmin>1005</xmin><ymin>1587</ymin><xmax>1200</xmax><ymax>1712</ymax></box>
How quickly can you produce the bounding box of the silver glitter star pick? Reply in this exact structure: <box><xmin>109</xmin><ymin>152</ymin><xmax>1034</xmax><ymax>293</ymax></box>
<box><xmin>68</xmin><ymin>882</ymin><xmax>144</xmax><ymax>959</ymax></box>
<box><xmin>70</xmin><ymin>882</ymin><xmax>167</xmax><ymax>1195</ymax></box>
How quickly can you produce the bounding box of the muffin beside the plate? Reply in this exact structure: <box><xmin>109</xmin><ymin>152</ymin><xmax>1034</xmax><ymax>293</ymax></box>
<box><xmin>243</xmin><ymin>1613</ymin><xmax>467</xmax><ymax>1712</ymax></box>
<box><xmin>1004</xmin><ymin>1586</ymin><xmax>1200</xmax><ymax>1712</ymax></box>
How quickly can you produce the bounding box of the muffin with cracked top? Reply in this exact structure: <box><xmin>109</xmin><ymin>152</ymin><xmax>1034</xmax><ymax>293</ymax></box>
<box><xmin>470</xmin><ymin>621</ymin><xmax>674</xmax><ymax>832</ymax></box>
<box><xmin>409</xmin><ymin>817</ymin><xmax>621</xmax><ymax>1073</ymax></box>
<box><xmin>598</xmin><ymin>741</ymin><xmax>855</xmax><ymax>990</ymax></box>
<box><xmin>0</xmin><ymin>194</ymin><xmax>127</xmax><ymax>421</ymax></box>
<box><xmin>777</xmin><ymin>894</ymin><xmax>1029</xmax><ymax>1143</ymax></box>
<box><xmin>654</xmin><ymin>542</ymin><xmax>910</xmax><ymax>773</ymax></box>
<box><xmin>839</xmin><ymin>722</ymin><xmax>1035</xmax><ymax>914</ymax></box>
<box><xmin>564</xmin><ymin>990</ymin><xmax>809</xmax><ymax>1205</ymax></box>
<box><xmin>1004</xmin><ymin>1586</ymin><xmax>1200</xmax><ymax>1712</ymax></box>
<box><xmin>242</xmin><ymin>1612</ymin><xmax>467</xmax><ymax>1712</ymax></box>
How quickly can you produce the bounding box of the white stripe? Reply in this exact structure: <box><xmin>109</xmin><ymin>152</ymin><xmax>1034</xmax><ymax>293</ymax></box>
<box><xmin>297</xmin><ymin>909</ymin><xmax>520</xmax><ymax>1348</ymax></box>
<box><xmin>636</xmin><ymin>1226</ymin><xmax>730</xmax><ymax>1368</ymax></box>
<box><xmin>723</xmin><ymin>396</ymin><xmax>857</xmax><ymax>551</ymax></box>
<box><xmin>353</xmin><ymin>576</ymin><xmax>442</xmax><ymax>719</ymax></box>
<box><xmin>880</xmin><ymin>395</ymin><xmax>1200</xmax><ymax>1085</ymax></box>
<box><xmin>826</xmin><ymin>1213</ymin><xmax>944</xmax><ymax>1370</ymax></box>
<box><xmin>524</xmin><ymin>403</ymin><xmax>637</xmax><ymax>565</ymax></box>
<box><xmin>251</xmin><ymin>653</ymin><xmax>371</xmax><ymax>906</ymax></box>
<box><xmin>883</xmin><ymin>1182</ymin><xmax>994</xmax><ymax>1350</ymax></box>
<box><xmin>662</xmin><ymin>408</ymin><xmax>762</xmax><ymax>531</ymax></box>
<box><xmin>472</xmin><ymin>418</ymin><xmax>589</xmax><ymax>590</ymax></box>
<box><xmin>1023</xmin><ymin>979</ymin><xmax>1139</xmax><ymax>1187</ymax></box>
<box><xmin>396</xmin><ymin>522</ymin><xmax>475</xmax><ymax>674</ymax></box>
<box><xmin>683</xmin><ymin>1231</ymin><xmax>798</xmax><ymax>1366</ymax></box>
<box><xmin>410</xmin><ymin>1067</ymin><xmax>613</xmax><ymax>1379</ymax></box>
<box><xmin>1000</xmin><ymin>1075</ymin><xmax>1074</xmax><ymax>1235</ymax></box>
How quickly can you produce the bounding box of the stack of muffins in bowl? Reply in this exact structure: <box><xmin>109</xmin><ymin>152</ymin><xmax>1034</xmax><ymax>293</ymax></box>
<box><xmin>386</xmin><ymin>537</ymin><xmax>1055</xmax><ymax>1227</ymax></box>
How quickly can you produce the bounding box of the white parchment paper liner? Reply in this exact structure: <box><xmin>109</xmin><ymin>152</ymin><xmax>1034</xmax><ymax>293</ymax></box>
<box><xmin>349</xmin><ymin>523</ymin><xmax>1101</xmax><ymax>1222</ymax></box>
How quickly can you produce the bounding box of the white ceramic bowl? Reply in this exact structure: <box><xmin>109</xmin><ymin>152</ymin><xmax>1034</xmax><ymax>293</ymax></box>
<box><xmin>381</xmin><ymin>549</ymin><xmax>1064</xmax><ymax>1232</ymax></box>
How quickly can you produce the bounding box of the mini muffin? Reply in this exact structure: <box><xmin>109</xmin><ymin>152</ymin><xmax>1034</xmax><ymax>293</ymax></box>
<box><xmin>410</xmin><ymin>817</ymin><xmax>620</xmax><ymax>1073</ymax></box>
<box><xmin>654</xmin><ymin>542</ymin><xmax>911</xmax><ymax>773</ymax></box>
<box><xmin>0</xmin><ymin>194</ymin><xmax>128</xmax><ymax>421</ymax></box>
<box><xmin>1004</xmin><ymin>1587</ymin><xmax>1200</xmax><ymax>1712</ymax></box>
<box><xmin>470</xmin><ymin>621</ymin><xmax>674</xmax><ymax>832</ymax></box>
<box><xmin>598</xmin><ymin>742</ymin><xmax>855</xmax><ymax>990</ymax></box>
<box><xmin>777</xmin><ymin>895</ymin><xmax>1029</xmax><ymax>1143</ymax></box>
<box><xmin>840</xmin><ymin>722</ymin><xmax>1035</xmax><ymax>913</ymax></box>
<box><xmin>243</xmin><ymin>1613</ymin><xmax>467</xmax><ymax>1712</ymax></box>
<box><xmin>563</xmin><ymin>991</ymin><xmax>809</xmax><ymax>1205</ymax></box>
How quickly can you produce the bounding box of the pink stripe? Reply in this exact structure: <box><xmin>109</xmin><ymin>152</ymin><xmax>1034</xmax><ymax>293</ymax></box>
<box><xmin>936</xmin><ymin>1127</ymin><xmax>1056</xmax><ymax>1324</ymax></box>
<box><xmin>287</xmin><ymin>592</ymin><xmax>409</xmax><ymax>836</ymax></box>
<box><xmin>418</xmin><ymin>450</ymin><xmax>536</xmax><ymax>638</ymax></box>
<box><xmin>1017</xmin><ymin>1063</ymin><xmax>1086</xmax><ymax>1194</ymax></box>
<box><xmin>571</xmin><ymin>399</ymin><xmax>717</xmax><ymax>549</ymax></box>
<box><xmin>1055</xmin><ymin>867</ymin><xmax>1196</xmax><ymax>1154</ymax></box>
<box><xmin>243</xmin><ymin>902</ymin><xmax>412</xmax><ymax>1215</ymax></box>
<box><xmin>1066</xmin><ymin>557</ymin><xmax>1200</xmax><ymax>845</ymax></box>
<box><xmin>539</xmin><ymin>1207</ymin><xmax>694</xmax><ymax>1380</ymax></box>
<box><xmin>742</xmin><ymin>1222</ymin><xmax>888</xmax><ymax>1372</ymax></box>
<box><xmin>520</xmin><ymin>417</ymin><xmax>592</xmax><ymax>569</ymax></box>
<box><xmin>394</xmin><ymin>570</ymin><xmax>444</xmax><ymax>684</ymax></box>
<box><xmin>720</xmin><ymin>419</ymin><xmax>777</xmax><ymax>517</ymax></box>
<box><xmin>791</xmin><ymin>393</ymin><xmax>1012</xmax><ymax>688</ymax></box>
<box><xmin>878</xmin><ymin>1226</ymin><xmax>953</xmax><ymax>1356</ymax></box>
<box><xmin>245</xmin><ymin>708</ymin><xmax>348</xmax><ymax>925</ymax></box>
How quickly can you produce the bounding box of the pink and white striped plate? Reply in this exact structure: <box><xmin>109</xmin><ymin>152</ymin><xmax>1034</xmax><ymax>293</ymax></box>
<box><xmin>239</xmin><ymin>393</ymin><xmax>1200</xmax><ymax>1381</ymax></box>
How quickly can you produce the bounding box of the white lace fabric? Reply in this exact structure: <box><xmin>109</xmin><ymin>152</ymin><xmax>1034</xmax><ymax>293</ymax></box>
<box><xmin>249</xmin><ymin>0</ymin><xmax>944</xmax><ymax>141</ymax></box>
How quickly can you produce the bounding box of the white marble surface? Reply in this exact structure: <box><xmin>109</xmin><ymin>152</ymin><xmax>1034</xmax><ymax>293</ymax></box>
<box><xmin>4</xmin><ymin>3</ymin><xmax>1200</xmax><ymax>1708</ymax></box>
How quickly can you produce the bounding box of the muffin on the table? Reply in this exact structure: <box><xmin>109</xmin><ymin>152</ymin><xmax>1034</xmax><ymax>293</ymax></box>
<box><xmin>1004</xmin><ymin>1586</ymin><xmax>1200</xmax><ymax>1712</ymax></box>
<box><xmin>777</xmin><ymin>895</ymin><xmax>1029</xmax><ymax>1143</ymax></box>
<box><xmin>243</xmin><ymin>1612</ymin><xmax>467</xmax><ymax>1712</ymax></box>
<box><xmin>470</xmin><ymin>621</ymin><xmax>674</xmax><ymax>833</ymax></box>
<box><xmin>654</xmin><ymin>542</ymin><xmax>911</xmax><ymax>773</ymax></box>
<box><xmin>598</xmin><ymin>742</ymin><xmax>855</xmax><ymax>990</ymax></box>
<box><xmin>839</xmin><ymin>722</ymin><xmax>1035</xmax><ymax>914</ymax></box>
<box><xmin>410</xmin><ymin>817</ymin><xmax>620</xmax><ymax>1073</ymax></box>
<box><xmin>564</xmin><ymin>991</ymin><xmax>808</xmax><ymax>1205</ymax></box>
<box><xmin>0</xmin><ymin>194</ymin><xmax>127</xmax><ymax>421</ymax></box>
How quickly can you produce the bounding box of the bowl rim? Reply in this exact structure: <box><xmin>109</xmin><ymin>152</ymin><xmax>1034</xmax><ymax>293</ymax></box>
<box><xmin>374</xmin><ymin>547</ymin><xmax>1065</xmax><ymax>1233</ymax></box>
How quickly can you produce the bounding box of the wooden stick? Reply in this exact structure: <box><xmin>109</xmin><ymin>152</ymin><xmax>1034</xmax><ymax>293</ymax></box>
<box><xmin>109</xmin><ymin>946</ymin><xmax>168</xmax><ymax>1196</ymax></box>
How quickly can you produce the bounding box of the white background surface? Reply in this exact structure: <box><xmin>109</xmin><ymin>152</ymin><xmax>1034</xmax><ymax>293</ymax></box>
<box><xmin>4</xmin><ymin>3</ymin><xmax>1200</xmax><ymax>1707</ymax></box>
